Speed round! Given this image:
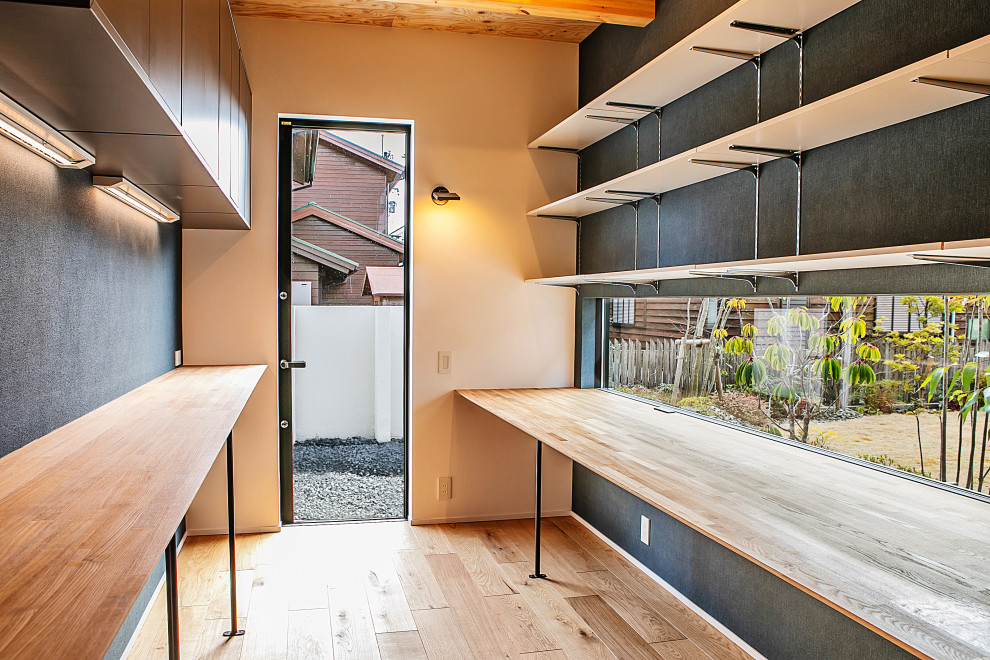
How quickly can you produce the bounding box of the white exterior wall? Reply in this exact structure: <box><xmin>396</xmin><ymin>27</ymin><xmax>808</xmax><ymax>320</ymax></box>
<box><xmin>292</xmin><ymin>305</ymin><xmax>403</xmax><ymax>442</ymax></box>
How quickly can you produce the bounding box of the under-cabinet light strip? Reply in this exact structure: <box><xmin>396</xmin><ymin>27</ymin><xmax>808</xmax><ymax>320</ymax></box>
<box><xmin>0</xmin><ymin>90</ymin><xmax>94</xmax><ymax>169</ymax></box>
<box><xmin>93</xmin><ymin>176</ymin><xmax>179</xmax><ymax>223</ymax></box>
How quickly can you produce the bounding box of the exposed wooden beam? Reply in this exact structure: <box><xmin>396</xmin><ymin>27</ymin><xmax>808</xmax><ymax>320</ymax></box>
<box><xmin>232</xmin><ymin>0</ymin><xmax>653</xmax><ymax>28</ymax></box>
<box><xmin>386</xmin><ymin>0</ymin><xmax>654</xmax><ymax>26</ymax></box>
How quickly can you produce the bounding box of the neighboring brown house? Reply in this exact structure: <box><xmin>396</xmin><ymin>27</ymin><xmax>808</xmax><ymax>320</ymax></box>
<box><xmin>290</xmin><ymin>131</ymin><xmax>405</xmax><ymax>305</ymax></box>
<box><xmin>292</xmin><ymin>204</ymin><xmax>404</xmax><ymax>305</ymax></box>
<box><xmin>292</xmin><ymin>131</ymin><xmax>403</xmax><ymax>234</ymax></box>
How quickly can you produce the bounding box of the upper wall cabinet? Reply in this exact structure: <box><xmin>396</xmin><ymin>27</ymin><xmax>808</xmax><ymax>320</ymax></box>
<box><xmin>182</xmin><ymin>0</ymin><xmax>221</xmax><ymax>179</ymax></box>
<box><xmin>0</xmin><ymin>0</ymin><xmax>252</xmax><ymax>230</ymax></box>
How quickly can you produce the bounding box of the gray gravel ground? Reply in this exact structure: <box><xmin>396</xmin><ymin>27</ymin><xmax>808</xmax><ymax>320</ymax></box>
<box><xmin>293</xmin><ymin>437</ymin><xmax>405</xmax><ymax>521</ymax></box>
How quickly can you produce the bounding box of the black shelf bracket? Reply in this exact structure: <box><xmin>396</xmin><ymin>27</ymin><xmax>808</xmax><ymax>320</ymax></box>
<box><xmin>689</xmin><ymin>270</ymin><xmax>799</xmax><ymax>293</ymax></box>
<box><xmin>730</xmin><ymin>21</ymin><xmax>805</xmax><ymax>106</ymax></box>
<box><xmin>690</xmin><ymin>271</ymin><xmax>758</xmax><ymax>292</ymax></box>
<box><xmin>690</xmin><ymin>159</ymin><xmax>761</xmax><ymax>258</ymax></box>
<box><xmin>536</xmin><ymin>214</ymin><xmax>579</xmax><ymax>221</ymax></box>
<box><xmin>690</xmin><ymin>159</ymin><xmax>759</xmax><ymax>177</ymax></box>
<box><xmin>585</xmin><ymin>280</ymin><xmax>638</xmax><ymax>293</ymax></box>
<box><xmin>912</xmin><ymin>77</ymin><xmax>990</xmax><ymax>96</ymax></box>
<box><xmin>729</xmin><ymin>145</ymin><xmax>803</xmax><ymax>255</ymax></box>
<box><xmin>912</xmin><ymin>254</ymin><xmax>990</xmax><ymax>268</ymax></box>
<box><xmin>536</xmin><ymin>145</ymin><xmax>583</xmax><ymax>191</ymax></box>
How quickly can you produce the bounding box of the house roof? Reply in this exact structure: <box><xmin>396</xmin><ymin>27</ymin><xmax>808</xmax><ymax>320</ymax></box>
<box><xmin>291</xmin><ymin>237</ymin><xmax>359</xmax><ymax>274</ymax></box>
<box><xmin>292</xmin><ymin>203</ymin><xmax>405</xmax><ymax>254</ymax></box>
<box><xmin>319</xmin><ymin>132</ymin><xmax>404</xmax><ymax>186</ymax></box>
<box><xmin>365</xmin><ymin>267</ymin><xmax>404</xmax><ymax>297</ymax></box>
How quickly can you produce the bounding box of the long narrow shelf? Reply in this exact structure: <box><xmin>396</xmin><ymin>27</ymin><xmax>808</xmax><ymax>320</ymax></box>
<box><xmin>527</xmin><ymin>239</ymin><xmax>990</xmax><ymax>287</ymax></box>
<box><xmin>529</xmin><ymin>0</ymin><xmax>862</xmax><ymax>151</ymax></box>
<box><xmin>0</xmin><ymin>366</ymin><xmax>265</xmax><ymax>660</ymax></box>
<box><xmin>530</xmin><ymin>35</ymin><xmax>990</xmax><ymax>220</ymax></box>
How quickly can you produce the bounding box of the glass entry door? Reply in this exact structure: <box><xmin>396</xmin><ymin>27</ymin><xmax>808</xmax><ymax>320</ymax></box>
<box><xmin>277</xmin><ymin>118</ymin><xmax>410</xmax><ymax>523</ymax></box>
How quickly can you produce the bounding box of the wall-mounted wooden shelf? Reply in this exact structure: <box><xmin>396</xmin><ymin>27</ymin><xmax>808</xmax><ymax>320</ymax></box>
<box><xmin>528</xmin><ymin>0</ymin><xmax>861</xmax><ymax>151</ymax></box>
<box><xmin>529</xmin><ymin>35</ymin><xmax>990</xmax><ymax>220</ymax></box>
<box><xmin>527</xmin><ymin>239</ymin><xmax>990</xmax><ymax>288</ymax></box>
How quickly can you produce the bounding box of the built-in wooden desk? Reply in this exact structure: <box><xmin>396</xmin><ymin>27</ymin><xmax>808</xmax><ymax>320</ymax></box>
<box><xmin>0</xmin><ymin>365</ymin><xmax>265</xmax><ymax>660</ymax></box>
<box><xmin>458</xmin><ymin>387</ymin><xmax>990</xmax><ymax>660</ymax></box>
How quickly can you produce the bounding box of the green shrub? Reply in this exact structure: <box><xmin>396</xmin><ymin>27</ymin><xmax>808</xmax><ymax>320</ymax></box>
<box><xmin>675</xmin><ymin>396</ymin><xmax>715</xmax><ymax>416</ymax></box>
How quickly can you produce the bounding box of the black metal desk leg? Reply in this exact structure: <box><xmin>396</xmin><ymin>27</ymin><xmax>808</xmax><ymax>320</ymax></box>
<box><xmin>165</xmin><ymin>534</ymin><xmax>180</xmax><ymax>660</ymax></box>
<box><xmin>223</xmin><ymin>433</ymin><xmax>245</xmax><ymax>638</ymax></box>
<box><xmin>530</xmin><ymin>440</ymin><xmax>547</xmax><ymax>579</ymax></box>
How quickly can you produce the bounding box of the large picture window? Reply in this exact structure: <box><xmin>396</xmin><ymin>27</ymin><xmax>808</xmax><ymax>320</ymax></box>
<box><xmin>606</xmin><ymin>295</ymin><xmax>990</xmax><ymax>496</ymax></box>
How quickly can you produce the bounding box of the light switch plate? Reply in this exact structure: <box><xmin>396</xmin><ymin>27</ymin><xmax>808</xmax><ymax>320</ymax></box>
<box><xmin>438</xmin><ymin>351</ymin><xmax>452</xmax><ymax>374</ymax></box>
<box><xmin>174</xmin><ymin>350</ymin><xmax>182</xmax><ymax>367</ymax></box>
<box><xmin>640</xmin><ymin>515</ymin><xmax>651</xmax><ymax>545</ymax></box>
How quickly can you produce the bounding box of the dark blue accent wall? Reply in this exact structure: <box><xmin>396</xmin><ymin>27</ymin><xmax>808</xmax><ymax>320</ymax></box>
<box><xmin>0</xmin><ymin>135</ymin><xmax>180</xmax><ymax>457</ymax></box>
<box><xmin>572</xmin><ymin>465</ymin><xmax>917</xmax><ymax>660</ymax></box>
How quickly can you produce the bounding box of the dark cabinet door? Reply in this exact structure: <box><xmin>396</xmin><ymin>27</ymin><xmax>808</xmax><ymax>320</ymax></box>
<box><xmin>149</xmin><ymin>0</ymin><xmax>182</xmax><ymax>120</ymax></box>
<box><xmin>219</xmin><ymin>2</ymin><xmax>236</xmax><ymax>195</ymax></box>
<box><xmin>237</xmin><ymin>54</ymin><xmax>251</xmax><ymax>220</ymax></box>
<box><xmin>182</xmin><ymin>0</ymin><xmax>221</xmax><ymax>177</ymax></box>
<box><xmin>97</xmin><ymin>0</ymin><xmax>150</xmax><ymax>73</ymax></box>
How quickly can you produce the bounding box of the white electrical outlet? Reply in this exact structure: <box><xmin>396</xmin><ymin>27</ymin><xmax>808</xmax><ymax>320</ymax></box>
<box><xmin>174</xmin><ymin>349</ymin><xmax>182</xmax><ymax>367</ymax></box>
<box><xmin>438</xmin><ymin>477</ymin><xmax>452</xmax><ymax>500</ymax></box>
<box><xmin>640</xmin><ymin>515</ymin><xmax>651</xmax><ymax>545</ymax></box>
<box><xmin>438</xmin><ymin>351</ymin><xmax>452</xmax><ymax>374</ymax></box>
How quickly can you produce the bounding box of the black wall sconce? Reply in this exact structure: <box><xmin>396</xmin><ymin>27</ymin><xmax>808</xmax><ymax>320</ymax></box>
<box><xmin>432</xmin><ymin>186</ymin><xmax>461</xmax><ymax>205</ymax></box>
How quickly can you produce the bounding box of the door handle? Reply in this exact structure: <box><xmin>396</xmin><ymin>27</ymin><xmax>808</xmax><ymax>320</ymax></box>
<box><xmin>280</xmin><ymin>360</ymin><xmax>307</xmax><ymax>369</ymax></box>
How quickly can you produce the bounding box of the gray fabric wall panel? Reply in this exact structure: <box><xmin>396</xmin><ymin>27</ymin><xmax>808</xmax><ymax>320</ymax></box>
<box><xmin>803</xmin><ymin>0</ymin><xmax>990</xmax><ymax>105</ymax></box>
<box><xmin>636</xmin><ymin>199</ymin><xmax>661</xmax><ymax>269</ymax></box>
<box><xmin>756</xmin><ymin>159</ymin><xmax>799</xmax><ymax>260</ymax></box>
<box><xmin>659</xmin><ymin>63</ymin><xmax>758</xmax><ymax>159</ymax></box>
<box><xmin>579</xmin><ymin>114</ymin><xmax>661</xmax><ymax>191</ymax></box>
<box><xmin>572</xmin><ymin>464</ymin><xmax>918</xmax><ymax>660</ymax></box>
<box><xmin>758</xmin><ymin>42</ymin><xmax>800</xmax><ymax>122</ymax></box>
<box><xmin>0</xmin><ymin>136</ymin><xmax>179</xmax><ymax>457</ymax></box>
<box><xmin>579</xmin><ymin>0</ymin><xmax>738</xmax><ymax>106</ymax></box>
<box><xmin>579</xmin><ymin>207</ymin><xmax>638</xmax><ymax>273</ymax></box>
<box><xmin>801</xmin><ymin>98</ymin><xmax>990</xmax><ymax>255</ymax></box>
<box><xmin>580</xmin><ymin>124</ymin><xmax>637</xmax><ymax>190</ymax></box>
<box><xmin>658</xmin><ymin>171</ymin><xmax>755</xmax><ymax>267</ymax></box>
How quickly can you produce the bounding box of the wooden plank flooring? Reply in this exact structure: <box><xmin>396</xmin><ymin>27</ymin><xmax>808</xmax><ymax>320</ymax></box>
<box><xmin>128</xmin><ymin>518</ymin><xmax>755</xmax><ymax>659</ymax></box>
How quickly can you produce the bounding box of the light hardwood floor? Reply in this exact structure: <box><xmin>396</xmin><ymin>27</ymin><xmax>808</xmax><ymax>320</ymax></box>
<box><xmin>128</xmin><ymin>517</ymin><xmax>755</xmax><ymax>659</ymax></box>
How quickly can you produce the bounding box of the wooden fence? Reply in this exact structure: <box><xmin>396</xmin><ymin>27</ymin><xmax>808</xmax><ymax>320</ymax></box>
<box><xmin>609</xmin><ymin>338</ymin><xmax>719</xmax><ymax>397</ymax></box>
<box><xmin>610</xmin><ymin>334</ymin><xmax>986</xmax><ymax>399</ymax></box>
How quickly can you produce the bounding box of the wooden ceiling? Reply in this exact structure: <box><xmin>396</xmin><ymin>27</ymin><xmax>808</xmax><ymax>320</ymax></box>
<box><xmin>230</xmin><ymin>0</ymin><xmax>654</xmax><ymax>43</ymax></box>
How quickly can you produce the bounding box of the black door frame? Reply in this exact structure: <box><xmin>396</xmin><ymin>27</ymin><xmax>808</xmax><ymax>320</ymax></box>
<box><xmin>277</xmin><ymin>116</ymin><xmax>413</xmax><ymax>524</ymax></box>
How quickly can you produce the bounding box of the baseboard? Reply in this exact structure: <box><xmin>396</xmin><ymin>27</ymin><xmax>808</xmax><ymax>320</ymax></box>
<box><xmin>186</xmin><ymin>524</ymin><xmax>281</xmax><ymax>536</ymax></box>
<box><xmin>119</xmin><ymin>532</ymin><xmax>188</xmax><ymax>660</ymax></box>
<box><xmin>569</xmin><ymin>512</ymin><xmax>767</xmax><ymax>660</ymax></box>
<box><xmin>411</xmin><ymin>509</ymin><xmax>571</xmax><ymax>526</ymax></box>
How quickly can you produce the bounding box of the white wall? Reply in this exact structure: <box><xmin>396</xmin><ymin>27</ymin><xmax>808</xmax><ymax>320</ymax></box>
<box><xmin>292</xmin><ymin>306</ymin><xmax>402</xmax><ymax>442</ymax></box>
<box><xmin>182</xmin><ymin>18</ymin><xmax>578</xmax><ymax>533</ymax></box>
